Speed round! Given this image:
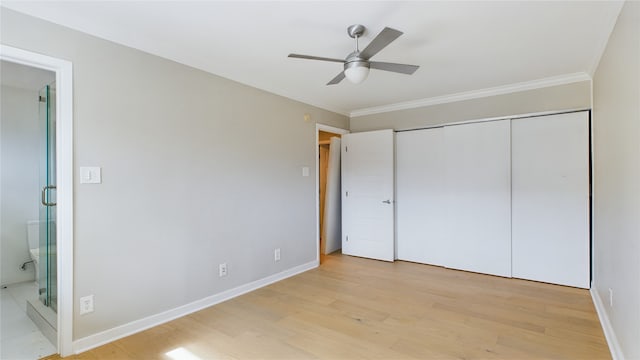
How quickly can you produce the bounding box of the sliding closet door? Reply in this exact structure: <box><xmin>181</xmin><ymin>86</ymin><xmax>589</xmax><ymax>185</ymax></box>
<box><xmin>444</xmin><ymin>120</ymin><xmax>511</xmax><ymax>277</ymax></box>
<box><xmin>396</xmin><ymin>128</ymin><xmax>446</xmax><ymax>265</ymax></box>
<box><xmin>512</xmin><ymin>112</ymin><xmax>589</xmax><ymax>288</ymax></box>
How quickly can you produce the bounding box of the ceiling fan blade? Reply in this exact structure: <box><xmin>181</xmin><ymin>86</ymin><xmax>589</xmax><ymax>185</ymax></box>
<box><xmin>359</xmin><ymin>27</ymin><xmax>403</xmax><ymax>60</ymax></box>
<box><xmin>327</xmin><ymin>71</ymin><xmax>345</xmax><ymax>85</ymax></box>
<box><xmin>288</xmin><ymin>54</ymin><xmax>345</xmax><ymax>63</ymax></box>
<box><xmin>370</xmin><ymin>61</ymin><xmax>419</xmax><ymax>75</ymax></box>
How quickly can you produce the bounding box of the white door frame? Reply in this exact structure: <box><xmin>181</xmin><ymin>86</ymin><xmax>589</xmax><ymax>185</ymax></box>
<box><xmin>315</xmin><ymin>124</ymin><xmax>349</xmax><ymax>264</ymax></box>
<box><xmin>1</xmin><ymin>44</ymin><xmax>74</xmax><ymax>356</ymax></box>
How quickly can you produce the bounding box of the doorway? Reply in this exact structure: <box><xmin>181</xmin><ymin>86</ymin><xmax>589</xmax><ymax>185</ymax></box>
<box><xmin>316</xmin><ymin>124</ymin><xmax>348</xmax><ymax>264</ymax></box>
<box><xmin>0</xmin><ymin>45</ymin><xmax>74</xmax><ymax>357</ymax></box>
<box><xmin>1</xmin><ymin>60</ymin><xmax>57</xmax><ymax>359</ymax></box>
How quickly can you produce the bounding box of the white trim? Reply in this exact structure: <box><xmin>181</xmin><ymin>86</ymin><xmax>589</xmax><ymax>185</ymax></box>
<box><xmin>350</xmin><ymin>72</ymin><xmax>592</xmax><ymax>118</ymax></box>
<box><xmin>587</xmin><ymin>1</ymin><xmax>625</xmax><ymax>76</ymax></box>
<box><xmin>590</xmin><ymin>288</ymin><xmax>624</xmax><ymax>360</ymax></box>
<box><xmin>590</xmin><ymin>76</ymin><xmax>596</xmax><ymax>274</ymax></box>
<box><xmin>315</xmin><ymin>124</ymin><xmax>349</xmax><ymax>263</ymax></box>
<box><xmin>72</xmin><ymin>260</ymin><xmax>318</xmax><ymax>354</ymax></box>
<box><xmin>317</xmin><ymin>124</ymin><xmax>350</xmax><ymax>136</ymax></box>
<box><xmin>393</xmin><ymin>108</ymin><xmax>590</xmax><ymax>133</ymax></box>
<box><xmin>0</xmin><ymin>44</ymin><xmax>74</xmax><ymax>357</ymax></box>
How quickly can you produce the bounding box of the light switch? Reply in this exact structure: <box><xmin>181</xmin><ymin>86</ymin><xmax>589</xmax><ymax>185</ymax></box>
<box><xmin>80</xmin><ymin>167</ymin><xmax>101</xmax><ymax>184</ymax></box>
<box><xmin>302</xmin><ymin>166</ymin><xmax>310</xmax><ymax>177</ymax></box>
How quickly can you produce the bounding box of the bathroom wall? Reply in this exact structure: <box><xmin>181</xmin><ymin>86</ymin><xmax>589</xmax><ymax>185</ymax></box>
<box><xmin>0</xmin><ymin>84</ymin><xmax>41</xmax><ymax>285</ymax></box>
<box><xmin>1</xmin><ymin>8</ymin><xmax>349</xmax><ymax>341</ymax></box>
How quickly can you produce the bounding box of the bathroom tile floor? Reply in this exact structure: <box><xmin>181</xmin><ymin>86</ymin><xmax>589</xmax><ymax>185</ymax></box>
<box><xmin>1</xmin><ymin>282</ymin><xmax>56</xmax><ymax>360</ymax></box>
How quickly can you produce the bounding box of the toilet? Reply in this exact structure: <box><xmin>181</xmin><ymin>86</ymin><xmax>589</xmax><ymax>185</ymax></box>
<box><xmin>26</xmin><ymin>220</ymin><xmax>40</xmax><ymax>283</ymax></box>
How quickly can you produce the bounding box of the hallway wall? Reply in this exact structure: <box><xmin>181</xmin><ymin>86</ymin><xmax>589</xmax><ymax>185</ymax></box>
<box><xmin>0</xmin><ymin>84</ymin><xmax>40</xmax><ymax>285</ymax></box>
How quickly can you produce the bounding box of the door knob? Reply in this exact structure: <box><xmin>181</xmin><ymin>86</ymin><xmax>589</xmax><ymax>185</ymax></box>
<box><xmin>382</xmin><ymin>200</ymin><xmax>391</xmax><ymax>204</ymax></box>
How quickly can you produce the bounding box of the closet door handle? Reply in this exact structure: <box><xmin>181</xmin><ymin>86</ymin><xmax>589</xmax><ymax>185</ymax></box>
<box><xmin>382</xmin><ymin>199</ymin><xmax>391</xmax><ymax>204</ymax></box>
<box><xmin>41</xmin><ymin>185</ymin><xmax>56</xmax><ymax>206</ymax></box>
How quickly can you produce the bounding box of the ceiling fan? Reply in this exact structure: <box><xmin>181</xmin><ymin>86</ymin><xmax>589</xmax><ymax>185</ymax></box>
<box><xmin>288</xmin><ymin>24</ymin><xmax>419</xmax><ymax>85</ymax></box>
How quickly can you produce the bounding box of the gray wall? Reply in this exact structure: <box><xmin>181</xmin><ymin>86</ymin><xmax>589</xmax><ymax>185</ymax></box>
<box><xmin>350</xmin><ymin>81</ymin><xmax>591</xmax><ymax>131</ymax></box>
<box><xmin>592</xmin><ymin>1</ymin><xmax>640</xmax><ymax>359</ymax></box>
<box><xmin>0</xmin><ymin>85</ymin><xmax>40</xmax><ymax>285</ymax></box>
<box><xmin>1</xmin><ymin>8</ymin><xmax>348</xmax><ymax>339</ymax></box>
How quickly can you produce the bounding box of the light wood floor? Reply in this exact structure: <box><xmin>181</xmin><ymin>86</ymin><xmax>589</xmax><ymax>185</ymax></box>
<box><xmin>47</xmin><ymin>253</ymin><xmax>610</xmax><ymax>359</ymax></box>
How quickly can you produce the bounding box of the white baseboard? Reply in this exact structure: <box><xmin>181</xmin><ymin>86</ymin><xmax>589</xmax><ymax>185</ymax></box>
<box><xmin>72</xmin><ymin>260</ymin><xmax>318</xmax><ymax>354</ymax></box>
<box><xmin>590</xmin><ymin>288</ymin><xmax>624</xmax><ymax>360</ymax></box>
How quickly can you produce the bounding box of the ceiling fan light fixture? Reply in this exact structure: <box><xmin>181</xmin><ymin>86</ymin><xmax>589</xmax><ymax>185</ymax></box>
<box><xmin>344</xmin><ymin>61</ymin><xmax>370</xmax><ymax>84</ymax></box>
<box><xmin>289</xmin><ymin>25</ymin><xmax>418</xmax><ymax>85</ymax></box>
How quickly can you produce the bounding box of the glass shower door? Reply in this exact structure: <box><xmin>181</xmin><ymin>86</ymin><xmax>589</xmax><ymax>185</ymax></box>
<box><xmin>38</xmin><ymin>83</ymin><xmax>57</xmax><ymax>312</ymax></box>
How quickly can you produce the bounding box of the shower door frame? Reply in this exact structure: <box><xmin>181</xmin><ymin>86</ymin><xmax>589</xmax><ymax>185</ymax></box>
<box><xmin>1</xmin><ymin>44</ymin><xmax>74</xmax><ymax>356</ymax></box>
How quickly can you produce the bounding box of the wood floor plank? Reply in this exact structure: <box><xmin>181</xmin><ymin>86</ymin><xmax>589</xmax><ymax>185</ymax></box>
<box><xmin>43</xmin><ymin>253</ymin><xmax>610</xmax><ymax>359</ymax></box>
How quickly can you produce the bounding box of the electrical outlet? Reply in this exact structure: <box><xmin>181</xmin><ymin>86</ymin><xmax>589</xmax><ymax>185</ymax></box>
<box><xmin>609</xmin><ymin>288</ymin><xmax>613</xmax><ymax>307</ymax></box>
<box><xmin>219</xmin><ymin>263</ymin><xmax>228</xmax><ymax>277</ymax></box>
<box><xmin>274</xmin><ymin>248</ymin><xmax>281</xmax><ymax>262</ymax></box>
<box><xmin>79</xmin><ymin>295</ymin><xmax>94</xmax><ymax>315</ymax></box>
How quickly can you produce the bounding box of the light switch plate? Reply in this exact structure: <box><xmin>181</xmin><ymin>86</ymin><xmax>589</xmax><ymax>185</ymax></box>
<box><xmin>79</xmin><ymin>294</ymin><xmax>94</xmax><ymax>315</ymax></box>
<box><xmin>302</xmin><ymin>166</ymin><xmax>310</xmax><ymax>177</ymax></box>
<box><xmin>80</xmin><ymin>167</ymin><xmax>101</xmax><ymax>184</ymax></box>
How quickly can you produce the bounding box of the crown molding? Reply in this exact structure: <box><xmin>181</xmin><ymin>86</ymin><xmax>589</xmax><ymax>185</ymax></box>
<box><xmin>350</xmin><ymin>72</ymin><xmax>592</xmax><ymax>118</ymax></box>
<box><xmin>587</xmin><ymin>1</ymin><xmax>625</xmax><ymax>76</ymax></box>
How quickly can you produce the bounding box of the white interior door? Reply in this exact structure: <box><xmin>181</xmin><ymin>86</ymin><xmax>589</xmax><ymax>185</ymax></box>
<box><xmin>341</xmin><ymin>129</ymin><xmax>395</xmax><ymax>262</ymax></box>
<box><xmin>444</xmin><ymin>120</ymin><xmax>512</xmax><ymax>277</ymax></box>
<box><xmin>512</xmin><ymin>112</ymin><xmax>590</xmax><ymax>288</ymax></box>
<box><xmin>396</xmin><ymin>128</ymin><xmax>446</xmax><ymax>265</ymax></box>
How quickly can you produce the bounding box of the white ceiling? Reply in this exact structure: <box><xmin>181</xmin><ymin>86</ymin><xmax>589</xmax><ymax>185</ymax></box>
<box><xmin>2</xmin><ymin>1</ymin><xmax>623</xmax><ymax>116</ymax></box>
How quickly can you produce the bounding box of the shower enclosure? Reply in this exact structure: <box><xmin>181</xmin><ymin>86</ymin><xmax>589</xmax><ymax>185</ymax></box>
<box><xmin>39</xmin><ymin>82</ymin><xmax>57</xmax><ymax>312</ymax></box>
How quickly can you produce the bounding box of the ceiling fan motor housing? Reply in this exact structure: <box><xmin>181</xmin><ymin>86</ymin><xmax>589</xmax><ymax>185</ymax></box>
<box><xmin>345</xmin><ymin>51</ymin><xmax>370</xmax><ymax>70</ymax></box>
<box><xmin>347</xmin><ymin>24</ymin><xmax>366</xmax><ymax>39</ymax></box>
